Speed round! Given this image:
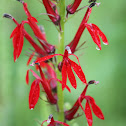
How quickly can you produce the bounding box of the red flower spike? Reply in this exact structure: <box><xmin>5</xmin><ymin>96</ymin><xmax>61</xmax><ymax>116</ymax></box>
<box><xmin>85</xmin><ymin>101</ymin><xmax>93</xmax><ymax>126</ymax></box>
<box><xmin>41</xmin><ymin>114</ymin><xmax>69</xmax><ymax>126</ymax></box>
<box><xmin>86</xmin><ymin>96</ymin><xmax>104</xmax><ymax>119</ymax></box>
<box><xmin>42</xmin><ymin>0</ymin><xmax>61</xmax><ymax>25</ymax></box>
<box><xmin>66</xmin><ymin>0</ymin><xmax>82</xmax><ymax>14</ymax></box>
<box><xmin>26</xmin><ymin>70</ymin><xmax>29</xmax><ymax>85</ymax></box>
<box><xmin>67</xmin><ymin>8</ymin><xmax>92</xmax><ymax>53</ymax></box>
<box><xmin>35</xmin><ymin>47</ymin><xmax>87</xmax><ymax>91</ymax></box>
<box><xmin>29</xmin><ymin>79</ymin><xmax>40</xmax><ymax>110</ymax></box>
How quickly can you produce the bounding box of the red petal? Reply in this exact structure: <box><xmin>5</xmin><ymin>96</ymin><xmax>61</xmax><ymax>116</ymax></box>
<box><xmin>86</xmin><ymin>96</ymin><xmax>104</xmax><ymax>120</ymax></box>
<box><xmin>85</xmin><ymin>101</ymin><xmax>93</xmax><ymax>126</ymax></box>
<box><xmin>92</xmin><ymin>24</ymin><xmax>108</xmax><ymax>45</ymax></box>
<box><xmin>61</xmin><ymin>62</ymin><xmax>67</xmax><ymax>90</ymax></box>
<box><xmin>28</xmin><ymin>69</ymin><xmax>41</xmax><ymax>80</ymax></box>
<box><xmin>29</xmin><ymin>79</ymin><xmax>40</xmax><ymax>110</ymax></box>
<box><xmin>10</xmin><ymin>26</ymin><xmax>19</xmax><ymax>38</ymax></box>
<box><xmin>70</xmin><ymin>60</ymin><xmax>87</xmax><ymax>84</ymax></box>
<box><xmin>86</xmin><ymin>24</ymin><xmax>101</xmax><ymax>50</ymax></box>
<box><xmin>26</xmin><ymin>70</ymin><xmax>29</xmax><ymax>85</ymax></box>
<box><xmin>35</xmin><ymin>54</ymin><xmax>63</xmax><ymax>63</ymax></box>
<box><xmin>27</xmin><ymin>52</ymin><xmax>35</xmax><ymax>66</ymax></box>
<box><xmin>67</xmin><ymin>62</ymin><xmax>77</xmax><ymax>89</ymax></box>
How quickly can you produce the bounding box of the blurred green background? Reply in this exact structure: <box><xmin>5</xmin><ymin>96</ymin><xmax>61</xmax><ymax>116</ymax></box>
<box><xmin>0</xmin><ymin>0</ymin><xmax>126</xmax><ymax>126</ymax></box>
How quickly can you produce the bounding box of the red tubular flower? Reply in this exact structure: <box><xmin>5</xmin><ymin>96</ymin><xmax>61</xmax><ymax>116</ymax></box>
<box><xmin>67</xmin><ymin>7</ymin><xmax>92</xmax><ymax>53</ymax></box>
<box><xmin>20</xmin><ymin>1</ymin><xmax>55</xmax><ymax>54</ymax></box>
<box><xmin>42</xmin><ymin>0</ymin><xmax>61</xmax><ymax>26</ymax></box>
<box><xmin>41</xmin><ymin>114</ymin><xmax>69</xmax><ymax>126</ymax></box>
<box><xmin>3</xmin><ymin>13</ymin><xmax>49</xmax><ymax>62</ymax></box>
<box><xmin>85</xmin><ymin>23</ymin><xmax>108</xmax><ymax>50</ymax></box>
<box><xmin>26</xmin><ymin>68</ymin><xmax>57</xmax><ymax>109</ymax></box>
<box><xmin>66</xmin><ymin>0</ymin><xmax>82</xmax><ymax>14</ymax></box>
<box><xmin>35</xmin><ymin>46</ymin><xmax>87</xmax><ymax>92</ymax></box>
<box><xmin>67</xmin><ymin>5</ymin><xmax>108</xmax><ymax>52</ymax></box>
<box><xmin>29</xmin><ymin>79</ymin><xmax>40</xmax><ymax>110</ymax></box>
<box><xmin>65</xmin><ymin>82</ymin><xmax>104</xmax><ymax>126</ymax></box>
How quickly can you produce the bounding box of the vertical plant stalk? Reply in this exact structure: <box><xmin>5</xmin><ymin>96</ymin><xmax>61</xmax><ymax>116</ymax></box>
<box><xmin>57</xmin><ymin>0</ymin><xmax>65</xmax><ymax>122</ymax></box>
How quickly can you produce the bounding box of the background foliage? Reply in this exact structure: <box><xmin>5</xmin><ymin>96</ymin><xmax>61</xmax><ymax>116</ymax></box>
<box><xmin>0</xmin><ymin>0</ymin><xmax>126</xmax><ymax>126</ymax></box>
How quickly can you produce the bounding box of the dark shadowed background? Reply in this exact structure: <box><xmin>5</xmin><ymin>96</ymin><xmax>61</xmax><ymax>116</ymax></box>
<box><xmin>0</xmin><ymin>0</ymin><xmax>126</xmax><ymax>126</ymax></box>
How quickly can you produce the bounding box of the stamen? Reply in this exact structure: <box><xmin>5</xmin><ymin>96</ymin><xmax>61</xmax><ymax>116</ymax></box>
<box><xmin>16</xmin><ymin>0</ymin><xmax>23</xmax><ymax>3</ymax></box>
<box><xmin>3</xmin><ymin>13</ymin><xmax>12</xmax><ymax>19</ymax></box>
<box><xmin>65</xmin><ymin>46</ymin><xmax>72</xmax><ymax>54</ymax></box>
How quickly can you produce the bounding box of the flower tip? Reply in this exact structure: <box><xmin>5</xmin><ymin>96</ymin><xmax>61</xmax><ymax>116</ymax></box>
<box><xmin>96</xmin><ymin>46</ymin><xmax>101</xmax><ymax>50</ymax></box>
<box><xmin>16</xmin><ymin>0</ymin><xmax>23</xmax><ymax>3</ymax></box>
<box><xmin>103</xmin><ymin>42</ymin><xmax>108</xmax><ymax>45</ymax></box>
<box><xmin>3</xmin><ymin>13</ymin><xmax>12</xmax><ymax>19</ymax></box>
<box><xmin>30</xmin><ymin>108</ymin><xmax>34</xmax><ymax>110</ymax></box>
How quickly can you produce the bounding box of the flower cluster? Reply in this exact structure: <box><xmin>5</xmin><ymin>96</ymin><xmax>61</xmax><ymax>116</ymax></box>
<box><xmin>4</xmin><ymin>0</ymin><xmax>108</xmax><ymax>125</ymax></box>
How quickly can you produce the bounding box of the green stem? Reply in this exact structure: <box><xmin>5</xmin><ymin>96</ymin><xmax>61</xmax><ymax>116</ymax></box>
<box><xmin>57</xmin><ymin>0</ymin><xmax>65</xmax><ymax>122</ymax></box>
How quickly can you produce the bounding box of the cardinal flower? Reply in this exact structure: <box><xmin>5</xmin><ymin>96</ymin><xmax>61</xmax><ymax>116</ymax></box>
<box><xmin>41</xmin><ymin>114</ymin><xmax>69</xmax><ymax>126</ymax></box>
<box><xmin>26</xmin><ymin>66</ymin><xmax>57</xmax><ymax>109</ymax></box>
<box><xmin>85</xmin><ymin>23</ymin><xmax>108</xmax><ymax>50</ymax></box>
<box><xmin>65</xmin><ymin>81</ymin><xmax>104</xmax><ymax>126</ymax></box>
<box><xmin>67</xmin><ymin>4</ymin><xmax>108</xmax><ymax>53</ymax></box>
<box><xmin>35</xmin><ymin>46</ymin><xmax>87</xmax><ymax>92</ymax></box>
<box><xmin>18</xmin><ymin>0</ymin><xmax>55</xmax><ymax>54</ymax></box>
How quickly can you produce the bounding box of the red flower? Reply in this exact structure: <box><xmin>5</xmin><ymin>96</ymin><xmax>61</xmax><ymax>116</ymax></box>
<box><xmin>42</xmin><ymin>0</ymin><xmax>61</xmax><ymax>25</ymax></box>
<box><xmin>20</xmin><ymin>1</ymin><xmax>55</xmax><ymax>54</ymax></box>
<box><xmin>67</xmin><ymin>7</ymin><xmax>92</xmax><ymax>53</ymax></box>
<box><xmin>26</xmin><ymin>67</ymin><xmax>57</xmax><ymax>109</ymax></box>
<box><xmin>41</xmin><ymin>114</ymin><xmax>69</xmax><ymax>126</ymax></box>
<box><xmin>29</xmin><ymin>79</ymin><xmax>40</xmax><ymax>110</ymax></box>
<box><xmin>67</xmin><ymin>5</ymin><xmax>108</xmax><ymax>53</ymax></box>
<box><xmin>65</xmin><ymin>82</ymin><xmax>104</xmax><ymax>126</ymax></box>
<box><xmin>35</xmin><ymin>46</ymin><xmax>87</xmax><ymax>92</ymax></box>
<box><xmin>66</xmin><ymin>0</ymin><xmax>82</xmax><ymax>15</ymax></box>
<box><xmin>85</xmin><ymin>23</ymin><xmax>108</xmax><ymax>50</ymax></box>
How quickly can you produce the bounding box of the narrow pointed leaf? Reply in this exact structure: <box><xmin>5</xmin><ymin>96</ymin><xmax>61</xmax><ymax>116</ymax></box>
<box><xmin>29</xmin><ymin>79</ymin><xmax>40</xmax><ymax>110</ymax></box>
<box><xmin>70</xmin><ymin>60</ymin><xmax>87</xmax><ymax>84</ymax></box>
